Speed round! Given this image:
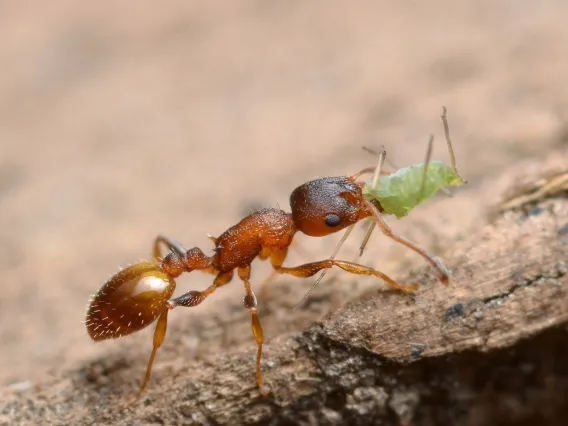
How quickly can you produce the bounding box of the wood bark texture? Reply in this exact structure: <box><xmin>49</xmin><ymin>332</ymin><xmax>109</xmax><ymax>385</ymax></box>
<box><xmin>1</xmin><ymin>148</ymin><xmax>567</xmax><ymax>426</ymax></box>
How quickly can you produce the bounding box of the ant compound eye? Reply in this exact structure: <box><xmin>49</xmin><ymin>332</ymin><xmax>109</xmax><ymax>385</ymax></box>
<box><xmin>325</xmin><ymin>213</ymin><xmax>341</xmax><ymax>227</ymax></box>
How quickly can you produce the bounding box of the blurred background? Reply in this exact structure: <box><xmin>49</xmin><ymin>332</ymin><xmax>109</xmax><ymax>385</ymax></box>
<box><xmin>1</xmin><ymin>0</ymin><xmax>567</xmax><ymax>388</ymax></box>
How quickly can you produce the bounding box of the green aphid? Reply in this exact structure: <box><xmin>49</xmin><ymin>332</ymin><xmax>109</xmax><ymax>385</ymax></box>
<box><xmin>362</xmin><ymin>106</ymin><xmax>465</xmax><ymax>219</ymax></box>
<box><xmin>363</xmin><ymin>160</ymin><xmax>465</xmax><ymax>218</ymax></box>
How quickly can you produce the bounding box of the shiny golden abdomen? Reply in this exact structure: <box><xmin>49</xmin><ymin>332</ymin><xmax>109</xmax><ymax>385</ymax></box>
<box><xmin>86</xmin><ymin>261</ymin><xmax>176</xmax><ymax>341</ymax></box>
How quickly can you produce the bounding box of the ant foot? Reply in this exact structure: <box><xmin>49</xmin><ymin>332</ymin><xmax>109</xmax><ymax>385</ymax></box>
<box><xmin>258</xmin><ymin>383</ymin><xmax>271</xmax><ymax>397</ymax></box>
<box><xmin>400</xmin><ymin>284</ymin><xmax>419</xmax><ymax>293</ymax></box>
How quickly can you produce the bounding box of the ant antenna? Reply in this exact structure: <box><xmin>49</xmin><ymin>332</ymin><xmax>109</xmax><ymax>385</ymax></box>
<box><xmin>358</xmin><ymin>146</ymin><xmax>386</xmax><ymax>256</ymax></box>
<box><xmin>292</xmin><ymin>224</ymin><xmax>355</xmax><ymax>311</ymax></box>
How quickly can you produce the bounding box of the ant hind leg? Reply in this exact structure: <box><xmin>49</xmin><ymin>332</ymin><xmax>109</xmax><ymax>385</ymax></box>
<box><xmin>121</xmin><ymin>270</ymin><xmax>234</xmax><ymax>406</ymax></box>
<box><xmin>237</xmin><ymin>266</ymin><xmax>266</xmax><ymax>392</ymax></box>
<box><xmin>135</xmin><ymin>308</ymin><xmax>169</xmax><ymax>398</ymax></box>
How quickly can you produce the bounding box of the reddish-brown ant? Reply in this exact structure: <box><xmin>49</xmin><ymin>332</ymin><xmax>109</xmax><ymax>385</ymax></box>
<box><xmin>86</xmin><ymin>164</ymin><xmax>450</xmax><ymax>398</ymax></box>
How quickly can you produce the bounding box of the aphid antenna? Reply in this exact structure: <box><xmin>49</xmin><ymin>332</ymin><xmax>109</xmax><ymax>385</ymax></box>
<box><xmin>441</xmin><ymin>106</ymin><xmax>466</xmax><ymax>183</ymax></box>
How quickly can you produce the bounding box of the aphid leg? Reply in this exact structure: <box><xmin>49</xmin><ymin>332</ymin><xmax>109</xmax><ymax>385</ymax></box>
<box><xmin>363</xmin><ymin>198</ymin><xmax>450</xmax><ymax>286</ymax></box>
<box><xmin>238</xmin><ymin>266</ymin><xmax>266</xmax><ymax>391</ymax></box>
<box><xmin>415</xmin><ymin>132</ymin><xmax>451</xmax><ymax>199</ymax></box>
<box><xmin>273</xmin><ymin>258</ymin><xmax>418</xmax><ymax>292</ymax></box>
<box><xmin>358</xmin><ymin>146</ymin><xmax>387</xmax><ymax>256</ymax></box>
<box><xmin>358</xmin><ymin>220</ymin><xmax>376</xmax><ymax>257</ymax></box>
<box><xmin>416</xmin><ymin>135</ymin><xmax>434</xmax><ymax>205</ymax></box>
<box><xmin>135</xmin><ymin>308</ymin><xmax>169</xmax><ymax>398</ymax></box>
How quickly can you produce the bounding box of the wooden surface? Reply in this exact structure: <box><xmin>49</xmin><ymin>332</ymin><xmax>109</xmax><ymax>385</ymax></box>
<box><xmin>1</xmin><ymin>149</ymin><xmax>566</xmax><ymax>426</ymax></box>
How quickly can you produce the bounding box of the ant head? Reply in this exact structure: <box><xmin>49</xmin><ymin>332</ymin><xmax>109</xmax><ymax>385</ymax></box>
<box><xmin>290</xmin><ymin>176</ymin><xmax>368</xmax><ymax>237</ymax></box>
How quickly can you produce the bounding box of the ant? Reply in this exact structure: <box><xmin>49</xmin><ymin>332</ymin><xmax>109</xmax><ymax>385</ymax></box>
<box><xmin>86</xmin><ymin>108</ymin><xmax>460</xmax><ymax>398</ymax></box>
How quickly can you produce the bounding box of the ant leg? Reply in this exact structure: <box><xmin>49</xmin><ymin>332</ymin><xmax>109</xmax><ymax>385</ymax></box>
<box><xmin>258</xmin><ymin>248</ymin><xmax>289</xmax><ymax>299</ymax></box>
<box><xmin>258</xmin><ymin>241</ymin><xmax>315</xmax><ymax>299</ymax></box>
<box><xmin>238</xmin><ymin>266</ymin><xmax>265</xmax><ymax>389</ymax></box>
<box><xmin>349</xmin><ymin>167</ymin><xmax>391</xmax><ymax>182</ymax></box>
<box><xmin>269</xmin><ymin>247</ymin><xmax>288</xmax><ymax>269</ymax></box>
<box><xmin>355</xmin><ymin>146</ymin><xmax>389</xmax><ymax>257</ymax></box>
<box><xmin>363</xmin><ymin>198</ymin><xmax>450</xmax><ymax>285</ymax></box>
<box><xmin>274</xmin><ymin>259</ymin><xmax>418</xmax><ymax>292</ymax></box>
<box><xmin>167</xmin><ymin>270</ymin><xmax>234</xmax><ymax>308</ymax></box>
<box><xmin>128</xmin><ymin>270</ymin><xmax>233</xmax><ymax>402</ymax></box>
<box><xmin>155</xmin><ymin>235</ymin><xmax>217</xmax><ymax>275</ymax></box>
<box><xmin>259</xmin><ymin>247</ymin><xmax>271</xmax><ymax>261</ymax></box>
<box><xmin>153</xmin><ymin>234</ymin><xmax>186</xmax><ymax>260</ymax></box>
<box><xmin>136</xmin><ymin>308</ymin><xmax>169</xmax><ymax>397</ymax></box>
<box><xmin>358</xmin><ymin>145</ymin><xmax>387</xmax><ymax>256</ymax></box>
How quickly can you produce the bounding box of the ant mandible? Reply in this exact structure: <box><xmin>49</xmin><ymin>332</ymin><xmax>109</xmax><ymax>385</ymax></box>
<box><xmin>86</xmin><ymin>162</ymin><xmax>450</xmax><ymax>398</ymax></box>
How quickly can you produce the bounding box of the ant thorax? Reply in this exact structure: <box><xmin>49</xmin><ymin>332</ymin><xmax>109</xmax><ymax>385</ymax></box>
<box><xmin>212</xmin><ymin>208</ymin><xmax>296</xmax><ymax>272</ymax></box>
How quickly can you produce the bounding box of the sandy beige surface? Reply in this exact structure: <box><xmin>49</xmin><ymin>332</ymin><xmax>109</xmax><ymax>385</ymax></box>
<box><xmin>1</xmin><ymin>1</ymin><xmax>567</xmax><ymax>424</ymax></box>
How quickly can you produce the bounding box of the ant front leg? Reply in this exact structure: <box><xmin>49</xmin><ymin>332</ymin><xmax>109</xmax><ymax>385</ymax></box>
<box><xmin>274</xmin><ymin>258</ymin><xmax>418</xmax><ymax>293</ymax></box>
<box><xmin>258</xmin><ymin>247</ymin><xmax>288</xmax><ymax>299</ymax></box>
<box><xmin>238</xmin><ymin>266</ymin><xmax>266</xmax><ymax>391</ymax></box>
<box><xmin>363</xmin><ymin>199</ymin><xmax>450</xmax><ymax>286</ymax></box>
<box><xmin>267</xmin><ymin>245</ymin><xmax>417</xmax><ymax>293</ymax></box>
<box><xmin>258</xmin><ymin>243</ymin><xmax>317</xmax><ymax>299</ymax></box>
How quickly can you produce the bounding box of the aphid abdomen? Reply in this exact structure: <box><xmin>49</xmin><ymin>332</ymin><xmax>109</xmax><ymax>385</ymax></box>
<box><xmin>364</xmin><ymin>160</ymin><xmax>463</xmax><ymax>218</ymax></box>
<box><xmin>86</xmin><ymin>261</ymin><xmax>176</xmax><ymax>341</ymax></box>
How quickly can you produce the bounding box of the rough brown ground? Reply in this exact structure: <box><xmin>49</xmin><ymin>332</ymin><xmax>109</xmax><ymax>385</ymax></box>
<box><xmin>1</xmin><ymin>1</ymin><xmax>567</xmax><ymax>425</ymax></box>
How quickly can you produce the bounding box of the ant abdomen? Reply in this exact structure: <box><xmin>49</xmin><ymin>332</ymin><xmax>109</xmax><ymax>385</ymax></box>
<box><xmin>86</xmin><ymin>261</ymin><xmax>176</xmax><ymax>341</ymax></box>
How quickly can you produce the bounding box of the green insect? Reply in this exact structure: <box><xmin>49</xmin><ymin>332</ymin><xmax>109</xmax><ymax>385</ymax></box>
<box><xmin>363</xmin><ymin>108</ymin><xmax>464</xmax><ymax>216</ymax></box>
<box><xmin>358</xmin><ymin>106</ymin><xmax>466</xmax><ymax>254</ymax></box>
<box><xmin>364</xmin><ymin>107</ymin><xmax>464</xmax><ymax>217</ymax></box>
<box><xmin>364</xmin><ymin>159</ymin><xmax>464</xmax><ymax>218</ymax></box>
<box><xmin>292</xmin><ymin>107</ymin><xmax>465</xmax><ymax>310</ymax></box>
